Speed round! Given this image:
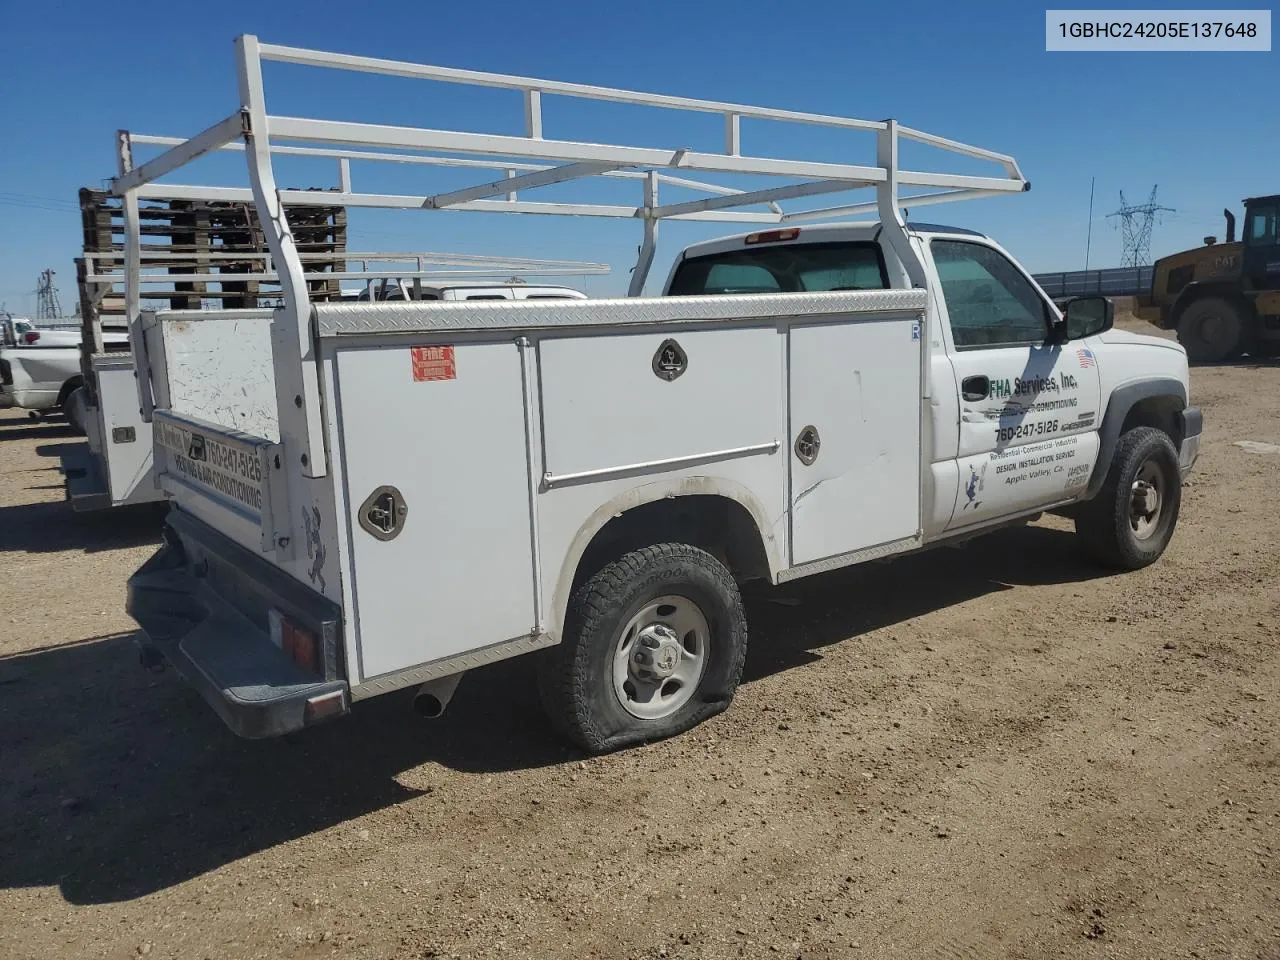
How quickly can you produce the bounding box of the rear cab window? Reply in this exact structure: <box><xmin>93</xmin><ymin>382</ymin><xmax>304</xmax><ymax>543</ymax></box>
<box><xmin>667</xmin><ymin>241</ymin><xmax>889</xmax><ymax>296</ymax></box>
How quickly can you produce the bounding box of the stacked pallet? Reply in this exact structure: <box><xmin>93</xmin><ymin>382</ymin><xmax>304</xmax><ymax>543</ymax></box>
<box><xmin>75</xmin><ymin>188</ymin><xmax>347</xmax><ymax>391</ymax></box>
<box><xmin>76</xmin><ymin>188</ymin><xmax>347</xmax><ymax>321</ymax></box>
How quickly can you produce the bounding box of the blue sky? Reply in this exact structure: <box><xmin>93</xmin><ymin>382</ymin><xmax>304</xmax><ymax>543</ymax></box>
<box><xmin>0</xmin><ymin>0</ymin><xmax>1275</xmax><ymax>312</ymax></box>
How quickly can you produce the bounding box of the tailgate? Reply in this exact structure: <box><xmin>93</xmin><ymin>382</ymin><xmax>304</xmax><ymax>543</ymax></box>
<box><xmin>152</xmin><ymin>409</ymin><xmax>289</xmax><ymax>553</ymax></box>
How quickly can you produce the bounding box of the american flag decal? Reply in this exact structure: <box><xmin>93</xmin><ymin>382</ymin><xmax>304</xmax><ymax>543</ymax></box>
<box><xmin>1077</xmin><ymin>346</ymin><xmax>1096</xmax><ymax>369</ymax></box>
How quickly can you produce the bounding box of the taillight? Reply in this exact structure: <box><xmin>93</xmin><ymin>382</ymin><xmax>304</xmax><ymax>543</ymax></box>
<box><xmin>744</xmin><ymin>228</ymin><xmax>800</xmax><ymax>245</ymax></box>
<box><xmin>269</xmin><ymin>608</ymin><xmax>321</xmax><ymax>674</ymax></box>
<box><xmin>22</xmin><ymin>331</ymin><xmax>39</xmax><ymax>344</ymax></box>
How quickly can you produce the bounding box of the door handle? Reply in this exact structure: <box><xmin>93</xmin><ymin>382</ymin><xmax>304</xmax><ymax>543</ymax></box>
<box><xmin>961</xmin><ymin>375</ymin><xmax>990</xmax><ymax>402</ymax></box>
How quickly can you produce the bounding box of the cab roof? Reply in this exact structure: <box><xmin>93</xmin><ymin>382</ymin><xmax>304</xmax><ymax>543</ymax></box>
<box><xmin>676</xmin><ymin>220</ymin><xmax>986</xmax><ymax>262</ymax></box>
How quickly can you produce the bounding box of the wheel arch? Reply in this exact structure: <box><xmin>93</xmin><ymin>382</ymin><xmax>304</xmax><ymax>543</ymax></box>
<box><xmin>1085</xmin><ymin>378</ymin><xmax>1186</xmax><ymax>499</ymax></box>
<box><xmin>548</xmin><ymin>478</ymin><xmax>781</xmax><ymax>641</ymax></box>
<box><xmin>57</xmin><ymin>374</ymin><xmax>85</xmax><ymax>407</ymax></box>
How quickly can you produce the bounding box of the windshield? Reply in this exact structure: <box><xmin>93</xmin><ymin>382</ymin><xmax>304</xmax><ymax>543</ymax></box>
<box><xmin>667</xmin><ymin>241</ymin><xmax>888</xmax><ymax>296</ymax></box>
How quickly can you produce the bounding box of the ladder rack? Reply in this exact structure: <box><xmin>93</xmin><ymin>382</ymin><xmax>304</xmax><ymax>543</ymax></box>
<box><xmin>110</xmin><ymin>34</ymin><xmax>1029</xmax><ymax>481</ymax></box>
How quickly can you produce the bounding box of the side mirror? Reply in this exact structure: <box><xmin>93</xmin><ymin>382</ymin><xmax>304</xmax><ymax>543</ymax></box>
<box><xmin>1056</xmin><ymin>296</ymin><xmax>1113</xmax><ymax>342</ymax></box>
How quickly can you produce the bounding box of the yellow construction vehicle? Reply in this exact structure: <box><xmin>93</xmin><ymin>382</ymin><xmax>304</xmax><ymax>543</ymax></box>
<box><xmin>1135</xmin><ymin>194</ymin><xmax>1280</xmax><ymax>362</ymax></box>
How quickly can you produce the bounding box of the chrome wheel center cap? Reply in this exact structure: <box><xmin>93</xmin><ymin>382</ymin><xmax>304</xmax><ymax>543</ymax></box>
<box><xmin>631</xmin><ymin>624</ymin><xmax>681</xmax><ymax>682</ymax></box>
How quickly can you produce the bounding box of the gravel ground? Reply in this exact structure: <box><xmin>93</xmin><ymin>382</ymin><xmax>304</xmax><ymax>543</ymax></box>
<box><xmin>1</xmin><ymin>339</ymin><xmax>1278</xmax><ymax>960</ymax></box>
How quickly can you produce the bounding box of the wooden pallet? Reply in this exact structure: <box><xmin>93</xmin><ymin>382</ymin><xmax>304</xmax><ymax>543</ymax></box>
<box><xmin>78</xmin><ymin>187</ymin><xmax>348</xmax><ymax>315</ymax></box>
<box><xmin>75</xmin><ymin>188</ymin><xmax>348</xmax><ymax>392</ymax></box>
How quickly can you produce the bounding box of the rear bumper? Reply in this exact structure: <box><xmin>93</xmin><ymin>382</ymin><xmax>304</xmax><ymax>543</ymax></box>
<box><xmin>127</xmin><ymin>509</ymin><xmax>348</xmax><ymax>739</ymax></box>
<box><xmin>1178</xmin><ymin>406</ymin><xmax>1203</xmax><ymax>478</ymax></box>
<box><xmin>59</xmin><ymin>443</ymin><xmax>111</xmax><ymax>512</ymax></box>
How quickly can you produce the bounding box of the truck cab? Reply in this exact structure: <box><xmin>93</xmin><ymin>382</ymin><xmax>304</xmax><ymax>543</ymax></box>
<box><xmin>1241</xmin><ymin>194</ymin><xmax>1280</xmax><ymax>291</ymax></box>
<box><xmin>664</xmin><ymin>220</ymin><xmax>1199</xmax><ymax>540</ymax></box>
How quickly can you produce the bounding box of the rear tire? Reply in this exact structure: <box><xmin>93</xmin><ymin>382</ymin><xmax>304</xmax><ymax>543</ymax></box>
<box><xmin>62</xmin><ymin>385</ymin><xmax>88</xmax><ymax>435</ymax></box>
<box><xmin>1075</xmin><ymin>426</ymin><xmax>1181</xmax><ymax>570</ymax></box>
<box><xmin>1177</xmin><ymin>297</ymin><xmax>1245</xmax><ymax>363</ymax></box>
<box><xmin>537</xmin><ymin>543</ymin><xmax>747</xmax><ymax>755</ymax></box>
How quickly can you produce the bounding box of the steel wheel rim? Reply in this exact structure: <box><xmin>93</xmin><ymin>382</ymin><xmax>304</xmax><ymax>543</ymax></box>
<box><xmin>1203</xmin><ymin>314</ymin><xmax>1227</xmax><ymax>347</ymax></box>
<box><xmin>612</xmin><ymin>594</ymin><xmax>709</xmax><ymax>721</ymax></box>
<box><xmin>1129</xmin><ymin>458</ymin><xmax>1164</xmax><ymax>540</ymax></box>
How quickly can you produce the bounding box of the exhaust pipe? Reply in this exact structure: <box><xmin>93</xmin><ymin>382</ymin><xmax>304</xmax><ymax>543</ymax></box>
<box><xmin>1224</xmin><ymin>208</ymin><xmax>1236</xmax><ymax>244</ymax></box>
<box><xmin>413</xmin><ymin>672</ymin><xmax>465</xmax><ymax>719</ymax></box>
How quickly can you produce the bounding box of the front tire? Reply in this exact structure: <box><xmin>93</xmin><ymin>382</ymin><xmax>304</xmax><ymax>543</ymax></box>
<box><xmin>1177</xmin><ymin>297</ymin><xmax>1245</xmax><ymax>363</ymax></box>
<box><xmin>537</xmin><ymin>543</ymin><xmax>747</xmax><ymax>755</ymax></box>
<box><xmin>1075</xmin><ymin>426</ymin><xmax>1181</xmax><ymax>570</ymax></box>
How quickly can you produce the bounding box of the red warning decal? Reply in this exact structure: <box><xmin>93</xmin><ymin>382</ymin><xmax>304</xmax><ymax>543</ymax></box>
<box><xmin>410</xmin><ymin>345</ymin><xmax>456</xmax><ymax>382</ymax></box>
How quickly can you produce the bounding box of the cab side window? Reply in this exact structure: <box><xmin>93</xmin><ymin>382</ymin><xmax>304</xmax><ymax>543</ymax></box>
<box><xmin>931</xmin><ymin>239</ymin><xmax>1050</xmax><ymax>349</ymax></box>
<box><xmin>1247</xmin><ymin>204</ymin><xmax>1277</xmax><ymax>245</ymax></box>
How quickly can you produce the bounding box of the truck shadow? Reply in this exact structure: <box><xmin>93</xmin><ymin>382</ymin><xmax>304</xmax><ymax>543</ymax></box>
<box><xmin>740</xmin><ymin>523</ymin><xmax>1103</xmax><ymax>683</ymax></box>
<box><xmin>1188</xmin><ymin>355</ymin><xmax>1280</xmax><ymax>369</ymax></box>
<box><xmin>0</xmin><ymin>499</ymin><xmax>165</xmax><ymax>553</ymax></box>
<box><xmin>0</xmin><ymin>419</ymin><xmax>75</xmax><ymax>442</ymax></box>
<box><xmin>0</xmin><ymin>524</ymin><xmax>1109</xmax><ymax>905</ymax></box>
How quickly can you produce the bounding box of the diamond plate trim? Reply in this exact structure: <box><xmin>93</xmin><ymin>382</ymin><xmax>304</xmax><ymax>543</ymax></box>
<box><xmin>349</xmin><ymin>631</ymin><xmax>555</xmax><ymax>700</ymax></box>
<box><xmin>90</xmin><ymin>354</ymin><xmax>137</xmax><ymax>371</ymax></box>
<box><xmin>777</xmin><ymin>534</ymin><xmax>921</xmax><ymax>583</ymax></box>
<box><xmin>315</xmin><ymin>289</ymin><xmax>928</xmax><ymax>337</ymax></box>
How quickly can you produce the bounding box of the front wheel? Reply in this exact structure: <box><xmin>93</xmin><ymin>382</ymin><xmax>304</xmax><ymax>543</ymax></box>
<box><xmin>537</xmin><ymin>543</ymin><xmax>748</xmax><ymax>755</ymax></box>
<box><xmin>1075</xmin><ymin>426</ymin><xmax>1182</xmax><ymax>570</ymax></box>
<box><xmin>1177</xmin><ymin>297</ymin><xmax>1245</xmax><ymax>363</ymax></box>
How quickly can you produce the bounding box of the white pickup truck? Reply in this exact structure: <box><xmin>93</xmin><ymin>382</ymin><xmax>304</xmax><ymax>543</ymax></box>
<box><xmin>120</xmin><ymin>38</ymin><xmax>1200</xmax><ymax>754</ymax></box>
<box><xmin>0</xmin><ymin>316</ymin><xmax>125</xmax><ymax>417</ymax></box>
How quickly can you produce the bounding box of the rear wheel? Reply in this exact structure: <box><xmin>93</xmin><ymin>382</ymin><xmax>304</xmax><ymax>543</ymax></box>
<box><xmin>62</xmin><ymin>385</ymin><xmax>88</xmax><ymax>435</ymax></box>
<box><xmin>1177</xmin><ymin>297</ymin><xmax>1245</xmax><ymax>363</ymax></box>
<box><xmin>537</xmin><ymin>543</ymin><xmax>747</xmax><ymax>755</ymax></box>
<box><xmin>1075</xmin><ymin>426</ymin><xmax>1181</xmax><ymax>570</ymax></box>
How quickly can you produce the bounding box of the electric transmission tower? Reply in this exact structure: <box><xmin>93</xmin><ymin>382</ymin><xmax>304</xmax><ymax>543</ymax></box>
<box><xmin>1107</xmin><ymin>186</ymin><xmax>1175</xmax><ymax>269</ymax></box>
<box><xmin>35</xmin><ymin>268</ymin><xmax>63</xmax><ymax>319</ymax></box>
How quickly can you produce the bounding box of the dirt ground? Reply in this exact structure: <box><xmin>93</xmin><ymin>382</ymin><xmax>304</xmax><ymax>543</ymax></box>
<box><xmin>2</xmin><ymin>329</ymin><xmax>1278</xmax><ymax>960</ymax></box>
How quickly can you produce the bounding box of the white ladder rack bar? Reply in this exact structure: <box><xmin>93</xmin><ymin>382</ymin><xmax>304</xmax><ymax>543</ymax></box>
<box><xmin>256</xmin><ymin>41</ymin><xmax>890</xmax><ymax>134</ymax></box>
<box><xmin>85</xmin><ymin>249</ymin><xmax>610</xmax><ymax>272</ymax></box>
<box><xmin>126</xmin><ymin>133</ymin><xmax>759</xmax><ymax>199</ymax></box>
<box><xmin>131</xmin><ymin>183</ymin><xmax>780</xmax><ymax>223</ymax></box>
<box><xmin>423</xmin><ymin>161</ymin><xmax>631</xmax><ymax>209</ymax></box>
<box><xmin>266</xmin><ymin>115</ymin><xmax>894</xmax><ymax>185</ymax></box>
<box><xmin>782</xmin><ymin>187</ymin><xmax>1012</xmax><ymax>224</ymax></box>
<box><xmin>109</xmin><ymin>33</ymin><xmax>1030</xmax><ymax>481</ymax></box>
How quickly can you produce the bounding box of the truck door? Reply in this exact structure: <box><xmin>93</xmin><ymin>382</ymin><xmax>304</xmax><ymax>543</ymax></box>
<box><xmin>928</xmin><ymin>238</ymin><xmax>1102</xmax><ymax>529</ymax></box>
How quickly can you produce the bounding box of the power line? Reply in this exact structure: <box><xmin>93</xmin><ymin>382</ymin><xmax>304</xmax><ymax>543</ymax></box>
<box><xmin>0</xmin><ymin>191</ymin><xmax>78</xmax><ymax>205</ymax></box>
<box><xmin>1107</xmin><ymin>186</ymin><xmax>1175</xmax><ymax>269</ymax></box>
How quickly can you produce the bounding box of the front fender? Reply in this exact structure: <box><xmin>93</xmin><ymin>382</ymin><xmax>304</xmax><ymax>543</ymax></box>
<box><xmin>1085</xmin><ymin>378</ymin><xmax>1186</xmax><ymax>498</ymax></box>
